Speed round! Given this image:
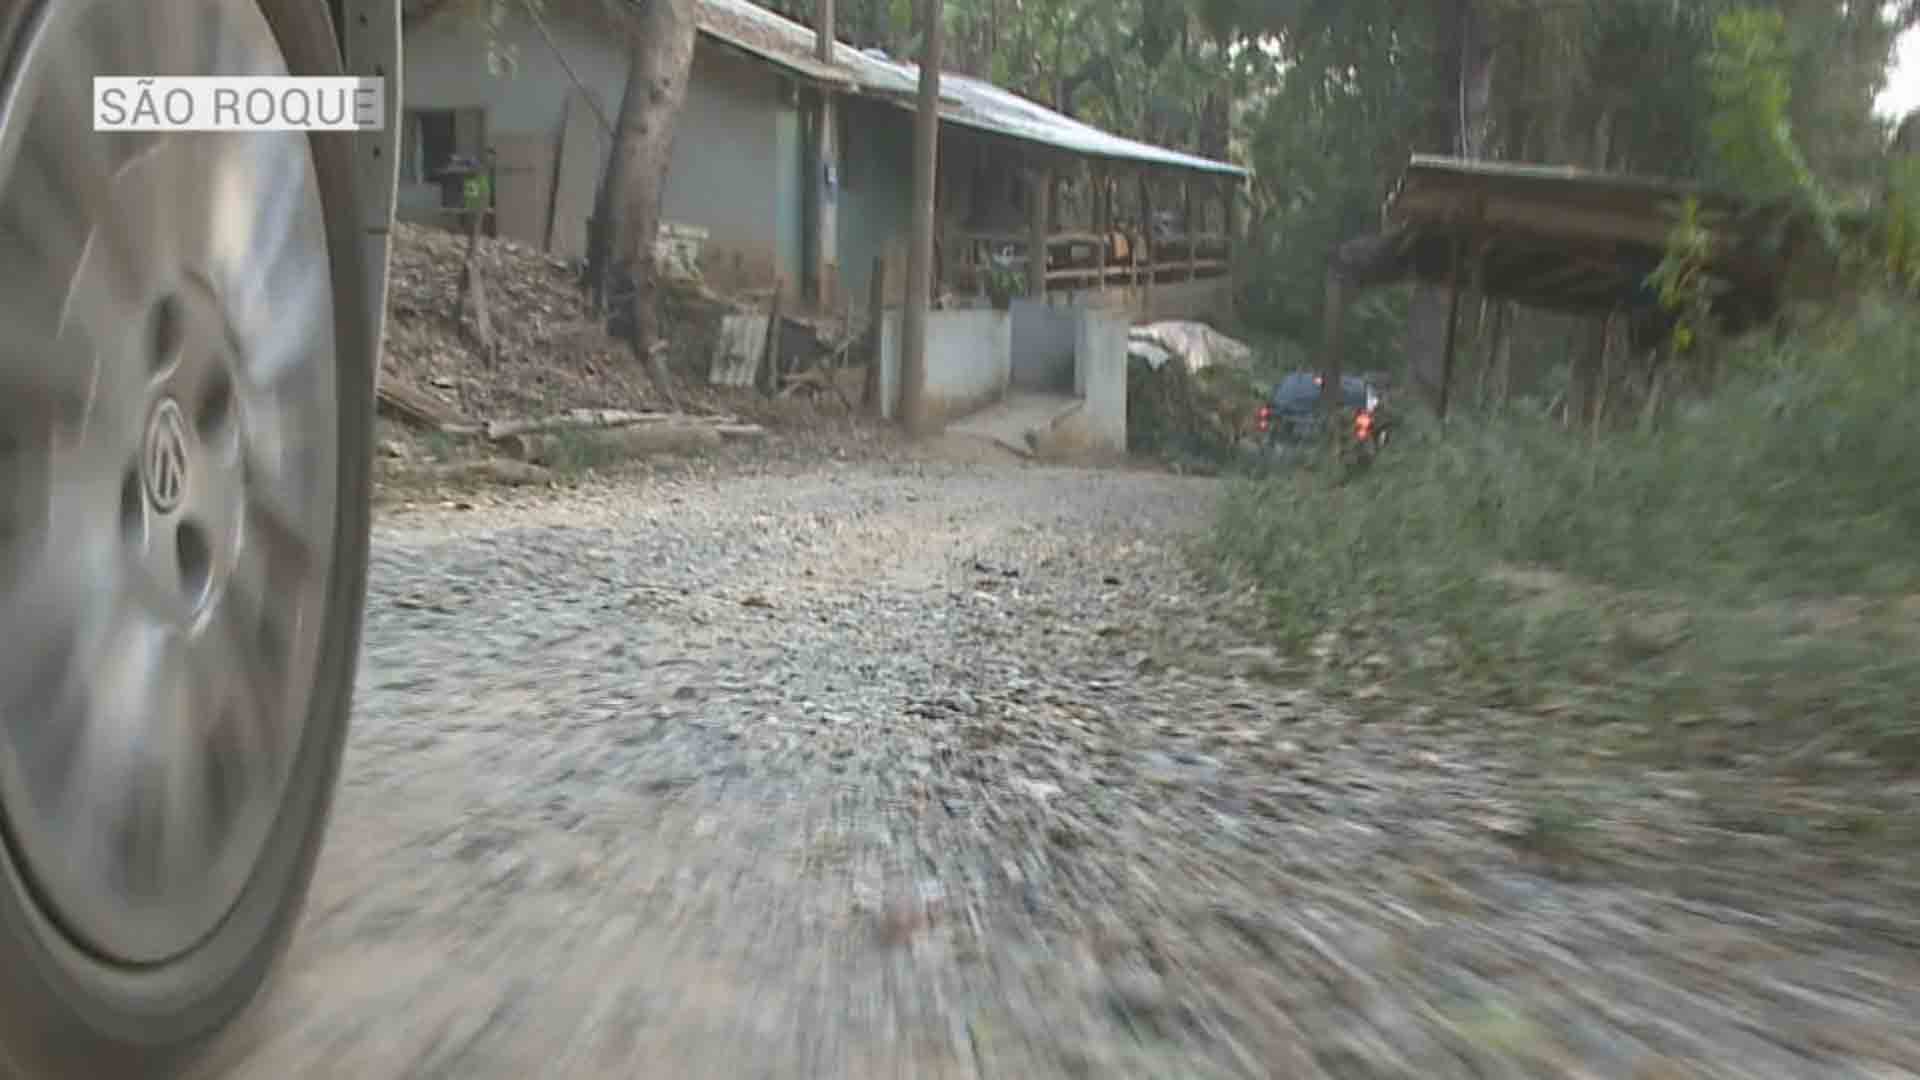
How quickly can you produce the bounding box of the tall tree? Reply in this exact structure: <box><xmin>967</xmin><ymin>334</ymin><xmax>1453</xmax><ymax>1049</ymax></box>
<box><xmin>591</xmin><ymin>0</ymin><xmax>701</xmax><ymax>404</ymax></box>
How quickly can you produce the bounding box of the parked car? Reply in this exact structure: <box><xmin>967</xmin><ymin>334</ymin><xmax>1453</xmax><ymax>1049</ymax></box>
<box><xmin>1253</xmin><ymin>372</ymin><xmax>1389</xmax><ymax>458</ymax></box>
<box><xmin>0</xmin><ymin>0</ymin><xmax>398</xmax><ymax>1074</ymax></box>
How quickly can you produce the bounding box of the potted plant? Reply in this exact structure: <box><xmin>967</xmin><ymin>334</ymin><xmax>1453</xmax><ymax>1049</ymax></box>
<box><xmin>984</xmin><ymin>264</ymin><xmax>1023</xmax><ymax>310</ymax></box>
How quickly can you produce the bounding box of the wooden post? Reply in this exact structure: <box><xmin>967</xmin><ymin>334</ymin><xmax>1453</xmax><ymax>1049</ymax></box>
<box><xmin>1026</xmin><ymin>162</ymin><xmax>1050</xmax><ymax>299</ymax></box>
<box><xmin>899</xmin><ymin>0</ymin><xmax>942</xmax><ymax>435</ymax></box>
<box><xmin>863</xmin><ymin>254</ymin><xmax>885</xmax><ymax>413</ymax></box>
<box><xmin>1437</xmin><ymin>236</ymin><xmax>1464</xmax><ymax>423</ymax></box>
<box><xmin>1094</xmin><ymin>167</ymin><xmax>1109</xmax><ymax>292</ymax></box>
<box><xmin>1492</xmin><ymin>302</ymin><xmax>1513</xmax><ymax>407</ymax></box>
<box><xmin>1137</xmin><ymin>172</ymin><xmax>1153</xmax><ymax>306</ymax></box>
<box><xmin>1222</xmin><ymin>176</ymin><xmax>1237</xmax><ymax>261</ymax></box>
<box><xmin>814</xmin><ymin>0</ymin><xmax>834</xmax><ymax>61</ymax></box>
<box><xmin>1594</xmin><ymin>310</ymin><xmax>1617</xmax><ymax>439</ymax></box>
<box><xmin>1461</xmin><ymin>239</ymin><xmax>1488</xmax><ymax>392</ymax></box>
<box><xmin>454</xmin><ymin>206</ymin><xmax>482</xmax><ymax>326</ymax></box>
<box><xmin>1568</xmin><ymin>311</ymin><xmax>1607</xmax><ymax>430</ymax></box>
<box><xmin>1478</xmin><ymin>299</ymin><xmax>1508</xmax><ymax>409</ymax></box>
<box><xmin>758</xmin><ymin>280</ymin><xmax>784</xmax><ymax>397</ymax></box>
<box><xmin>1183</xmin><ymin>177</ymin><xmax>1196</xmax><ymax>282</ymax></box>
<box><xmin>1321</xmin><ymin>270</ymin><xmax>1345</xmax><ymax>446</ymax></box>
<box><xmin>1222</xmin><ymin>176</ymin><xmax>1239</xmax><ymax>304</ymax></box>
<box><xmin>456</xmin><ymin>208</ymin><xmax>495</xmax><ymax>360</ymax></box>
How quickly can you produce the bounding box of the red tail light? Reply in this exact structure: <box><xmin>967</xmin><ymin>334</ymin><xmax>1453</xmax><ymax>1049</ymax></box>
<box><xmin>1354</xmin><ymin>409</ymin><xmax>1373</xmax><ymax>440</ymax></box>
<box><xmin>1255</xmin><ymin>405</ymin><xmax>1271</xmax><ymax>433</ymax></box>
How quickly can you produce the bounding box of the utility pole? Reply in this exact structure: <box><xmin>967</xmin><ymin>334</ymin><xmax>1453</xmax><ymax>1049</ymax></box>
<box><xmin>812</xmin><ymin>0</ymin><xmax>839</xmax><ymax>309</ymax></box>
<box><xmin>899</xmin><ymin>0</ymin><xmax>942</xmax><ymax>435</ymax></box>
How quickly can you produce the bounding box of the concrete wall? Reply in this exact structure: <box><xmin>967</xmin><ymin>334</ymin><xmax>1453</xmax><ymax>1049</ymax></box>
<box><xmin>403</xmin><ymin>10</ymin><xmax>801</xmax><ymax>291</ymax></box>
<box><xmin>771</xmin><ymin>96</ymin><xmax>806</xmax><ymax>292</ymax></box>
<box><xmin>875</xmin><ymin>309</ymin><xmax>1014</xmax><ymax>423</ymax></box>
<box><xmin>1068</xmin><ymin>308</ymin><xmax>1129</xmax><ymax>454</ymax></box>
<box><xmin>836</xmin><ymin>98</ymin><xmax>915</xmax><ymax>312</ymax></box>
<box><xmin>874</xmin><ymin>304</ymin><xmax>1124</xmax><ymax>457</ymax></box>
<box><xmin>1010</xmin><ymin>298</ymin><xmax>1078</xmax><ymax>392</ymax></box>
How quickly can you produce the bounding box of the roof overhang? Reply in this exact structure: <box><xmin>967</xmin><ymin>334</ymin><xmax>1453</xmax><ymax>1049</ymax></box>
<box><xmin>1357</xmin><ymin>154</ymin><xmax>1837</xmax><ymax>329</ymax></box>
<box><xmin>695</xmin><ymin>24</ymin><xmax>856</xmax><ymax>90</ymax></box>
<box><xmin>876</xmin><ymin>97</ymin><xmax>1249</xmax><ymax>178</ymax></box>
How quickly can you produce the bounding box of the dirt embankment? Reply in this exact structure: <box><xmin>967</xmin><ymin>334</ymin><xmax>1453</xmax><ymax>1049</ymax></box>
<box><xmin>373</xmin><ymin>224</ymin><xmax>888</xmax><ymax>502</ymax></box>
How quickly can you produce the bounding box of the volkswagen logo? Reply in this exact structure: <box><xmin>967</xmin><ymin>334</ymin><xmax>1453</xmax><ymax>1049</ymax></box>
<box><xmin>143</xmin><ymin>398</ymin><xmax>191</xmax><ymax>513</ymax></box>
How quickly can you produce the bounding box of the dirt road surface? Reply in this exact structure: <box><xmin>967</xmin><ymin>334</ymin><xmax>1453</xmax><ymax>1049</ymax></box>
<box><xmin>197</xmin><ymin>455</ymin><xmax>1920</xmax><ymax>1079</ymax></box>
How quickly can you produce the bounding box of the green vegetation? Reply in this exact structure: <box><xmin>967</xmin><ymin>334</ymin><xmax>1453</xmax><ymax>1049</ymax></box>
<box><xmin>1188</xmin><ymin>1</ymin><xmax>1920</xmax><ymax>780</ymax></box>
<box><xmin>1213</xmin><ymin>299</ymin><xmax>1920</xmax><ymax>768</ymax></box>
<box><xmin>1125</xmin><ymin>357</ymin><xmax>1264</xmax><ymax>468</ymax></box>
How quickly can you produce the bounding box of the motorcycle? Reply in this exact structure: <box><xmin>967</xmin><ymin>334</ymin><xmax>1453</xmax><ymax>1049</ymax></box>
<box><xmin>1253</xmin><ymin>396</ymin><xmax>1389</xmax><ymax>466</ymax></box>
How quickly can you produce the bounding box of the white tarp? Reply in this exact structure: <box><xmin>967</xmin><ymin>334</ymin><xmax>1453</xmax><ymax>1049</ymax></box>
<box><xmin>1126</xmin><ymin>321</ymin><xmax>1254</xmax><ymax>373</ymax></box>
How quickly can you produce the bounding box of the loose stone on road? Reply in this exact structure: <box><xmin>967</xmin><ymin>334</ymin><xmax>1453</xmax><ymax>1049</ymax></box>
<box><xmin>201</xmin><ymin>458</ymin><xmax>1920</xmax><ymax>1079</ymax></box>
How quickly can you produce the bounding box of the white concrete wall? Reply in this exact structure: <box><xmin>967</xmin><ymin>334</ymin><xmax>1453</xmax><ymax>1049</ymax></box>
<box><xmin>875</xmin><ymin>309</ymin><xmax>1014</xmax><ymax>422</ymax></box>
<box><xmin>1071</xmin><ymin>309</ymin><xmax>1129</xmax><ymax>454</ymax></box>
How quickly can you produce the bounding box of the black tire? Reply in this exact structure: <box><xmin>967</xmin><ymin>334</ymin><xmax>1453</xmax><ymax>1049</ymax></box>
<box><xmin>0</xmin><ymin>0</ymin><xmax>375</xmax><ymax>1074</ymax></box>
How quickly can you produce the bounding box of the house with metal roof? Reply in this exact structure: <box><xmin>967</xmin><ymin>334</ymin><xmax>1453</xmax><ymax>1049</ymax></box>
<box><xmin>398</xmin><ymin>0</ymin><xmax>1246</xmax><ymax>325</ymax></box>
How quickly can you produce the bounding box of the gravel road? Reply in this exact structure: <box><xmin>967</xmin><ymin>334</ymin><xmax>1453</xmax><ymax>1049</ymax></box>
<box><xmin>198</xmin><ymin>455</ymin><xmax>1920</xmax><ymax>1079</ymax></box>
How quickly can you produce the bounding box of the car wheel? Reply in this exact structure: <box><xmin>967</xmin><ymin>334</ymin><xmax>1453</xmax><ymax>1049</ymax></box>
<box><xmin>0</xmin><ymin>0</ymin><xmax>374</xmax><ymax>1073</ymax></box>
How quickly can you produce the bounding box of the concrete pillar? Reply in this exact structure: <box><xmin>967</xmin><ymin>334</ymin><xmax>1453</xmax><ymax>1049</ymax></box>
<box><xmin>811</xmin><ymin>94</ymin><xmax>840</xmax><ymax>309</ymax></box>
<box><xmin>811</xmin><ymin>0</ymin><xmax>839</xmax><ymax>310</ymax></box>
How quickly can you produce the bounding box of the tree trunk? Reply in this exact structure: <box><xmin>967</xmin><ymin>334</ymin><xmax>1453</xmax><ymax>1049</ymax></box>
<box><xmin>1320</xmin><ymin>271</ymin><xmax>1345</xmax><ymax>449</ymax></box>
<box><xmin>1570</xmin><ymin>313</ymin><xmax>1607</xmax><ymax>431</ymax></box>
<box><xmin>598</xmin><ymin>0</ymin><xmax>699</xmax><ymax>407</ymax></box>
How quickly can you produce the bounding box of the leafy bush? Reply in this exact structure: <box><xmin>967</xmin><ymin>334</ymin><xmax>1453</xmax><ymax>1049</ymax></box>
<box><xmin>1212</xmin><ymin>298</ymin><xmax>1920</xmax><ymax>763</ymax></box>
<box><xmin>1126</xmin><ymin>357</ymin><xmax>1265</xmax><ymax>467</ymax></box>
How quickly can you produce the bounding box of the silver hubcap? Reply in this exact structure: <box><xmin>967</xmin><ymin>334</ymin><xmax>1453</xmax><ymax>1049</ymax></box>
<box><xmin>0</xmin><ymin>0</ymin><xmax>337</xmax><ymax>965</ymax></box>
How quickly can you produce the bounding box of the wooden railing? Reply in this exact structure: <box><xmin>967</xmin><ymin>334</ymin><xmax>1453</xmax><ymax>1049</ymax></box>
<box><xmin>950</xmin><ymin>229</ymin><xmax>1230</xmax><ymax>294</ymax></box>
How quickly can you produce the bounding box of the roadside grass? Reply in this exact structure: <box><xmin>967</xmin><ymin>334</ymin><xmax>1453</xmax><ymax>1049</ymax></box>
<box><xmin>532</xmin><ymin>427</ymin><xmax>634</xmax><ymax>477</ymax></box>
<box><xmin>1209</xmin><ymin>297</ymin><xmax>1920</xmax><ymax>778</ymax></box>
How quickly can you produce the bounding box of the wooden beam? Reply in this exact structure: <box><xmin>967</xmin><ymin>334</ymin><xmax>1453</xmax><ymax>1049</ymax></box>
<box><xmin>1027</xmin><ymin>161</ymin><xmax>1050</xmax><ymax>298</ymax></box>
<box><xmin>1094</xmin><ymin>166</ymin><xmax>1110</xmax><ymax>292</ymax></box>
<box><xmin>1437</xmin><ymin>235</ymin><xmax>1464</xmax><ymax>423</ymax></box>
<box><xmin>1222</xmin><ymin>176</ymin><xmax>1238</xmax><ymax>268</ymax></box>
<box><xmin>1321</xmin><ymin>270</ymin><xmax>1345</xmax><ymax>441</ymax></box>
<box><xmin>1138</xmin><ymin>172</ymin><xmax>1154</xmax><ymax>299</ymax></box>
<box><xmin>813</xmin><ymin>0</ymin><xmax>834</xmax><ymax>61</ymax></box>
<box><xmin>1183</xmin><ymin>177</ymin><xmax>1196</xmax><ymax>281</ymax></box>
<box><xmin>899</xmin><ymin>0</ymin><xmax>942</xmax><ymax>436</ymax></box>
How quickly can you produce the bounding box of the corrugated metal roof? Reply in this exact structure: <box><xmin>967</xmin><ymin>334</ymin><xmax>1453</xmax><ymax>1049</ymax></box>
<box><xmin>694</xmin><ymin>0</ymin><xmax>1246</xmax><ymax>177</ymax></box>
<box><xmin>903</xmin><ymin>68</ymin><xmax>1248</xmax><ymax>177</ymax></box>
<box><xmin>694</xmin><ymin>0</ymin><xmax>921</xmax><ymax>96</ymax></box>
